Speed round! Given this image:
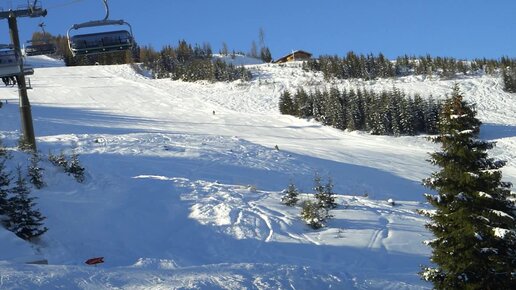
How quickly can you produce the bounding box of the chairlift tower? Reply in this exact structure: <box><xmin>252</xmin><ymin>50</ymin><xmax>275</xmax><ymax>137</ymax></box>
<box><xmin>0</xmin><ymin>1</ymin><xmax>47</xmax><ymax>151</ymax></box>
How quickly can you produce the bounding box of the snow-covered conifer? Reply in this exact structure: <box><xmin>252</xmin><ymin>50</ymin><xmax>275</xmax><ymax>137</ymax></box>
<box><xmin>7</xmin><ymin>167</ymin><xmax>48</xmax><ymax>241</ymax></box>
<box><xmin>281</xmin><ymin>181</ymin><xmax>299</xmax><ymax>206</ymax></box>
<box><xmin>48</xmin><ymin>150</ymin><xmax>68</xmax><ymax>171</ymax></box>
<box><xmin>0</xmin><ymin>158</ymin><xmax>12</xmax><ymax>225</ymax></box>
<box><xmin>28</xmin><ymin>152</ymin><xmax>45</xmax><ymax>189</ymax></box>
<box><xmin>316</xmin><ymin>176</ymin><xmax>337</xmax><ymax>209</ymax></box>
<box><xmin>67</xmin><ymin>153</ymin><xmax>85</xmax><ymax>183</ymax></box>
<box><xmin>300</xmin><ymin>200</ymin><xmax>326</xmax><ymax>229</ymax></box>
<box><xmin>279</xmin><ymin>91</ymin><xmax>295</xmax><ymax>115</ymax></box>
<box><xmin>420</xmin><ymin>85</ymin><xmax>516</xmax><ymax>289</ymax></box>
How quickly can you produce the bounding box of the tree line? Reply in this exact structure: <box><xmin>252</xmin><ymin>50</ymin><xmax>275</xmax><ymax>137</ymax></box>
<box><xmin>502</xmin><ymin>65</ymin><xmax>516</xmax><ymax>93</ymax></box>
<box><xmin>303</xmin><ymin>52</ymin><xmax>516</xmax><ymax>80</ymax></box>
<box><xmin>279</xmin><ymin>87</ymin><xmax>441</xmax><ymax>136</ymax></box>
<box><xmin>139</xmin><ymin>40</ymin><xmax>252</xmax><ymax>82</ymax></box>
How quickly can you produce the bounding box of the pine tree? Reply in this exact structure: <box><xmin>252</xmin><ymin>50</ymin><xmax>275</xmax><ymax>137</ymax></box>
<box><xmin>420</xmin><ymin>86</ymin><xmax>516</xmax><ymax>289</ymax></box>
<box><xmin>67</xmin><ymin>153</ymin><xmax>85</xmax><ymax>183</ymax></box>
<box><xmin>293</xmin><ymin>88</ymin><xmax>312</xmax><ymax>118</ymax></box>
<box><xmin>279</xmin><ymin>91</ymin><xmax>295</xmax><ymax>115</ymax></box>
<box><xmin>314</xmin><ymin>175</ymin><xmax>337</xmax><ymax>209</ymax></box>
<box><xmin>28</xmin><ymin>152</ymin><xmax>45</xmax><ymax>189</ymax></box>
<box><xmin>322</xmin><ymin>177</ymin><xmax>338</xmax><ymax>209</ymax></box>
<box><xmin>260</xmin><ymin>47</ymin><xmax>272</xmax><ymax>63</ymax></box>
<box><xmin>0</xmin><ymin>158</ymin><xmax>12</xmax><ymax>225</ymax></box>
<box><xmin>325</xmin><ymin>87</ymin><xmax>345</xmax><ymax>130</ymax></box>
<box><xmin>48</xmin><ymin>150</ymin><xmax>68</xmax><ymax>171</ymax></box>
<box><xmin>0</xmin><ymin>139</ymin><xmax>8</xmax><ymax>159</ymax></box>
<box><xmin>424</xmin><ymin>97</ymin><xmax>441</xmax><ymax>135</ymax></box>
<box><xmin>502</xmin><ymin>67</ymin><xmax>516</xmax><ymax>93</ymax></box>
<box><xmin>281</xmin><ymin>181</ymin><xmax>299</xmax><ymax>206</ymax></box>
<box><xmin>7</xmin><ymin>167</ymin><xmax>48</xmax><ymax>241</ymax></box>
<box><xmin>301</xmin><ymin>200</ymin><xmax>326</xmax><ymax>229</ymax></box>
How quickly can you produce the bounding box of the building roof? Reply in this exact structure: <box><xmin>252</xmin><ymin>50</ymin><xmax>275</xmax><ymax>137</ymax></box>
<box><xmin>273</xmin><ymin>50</ymin><xmax>312</xmax><ymax>63</ymax></box>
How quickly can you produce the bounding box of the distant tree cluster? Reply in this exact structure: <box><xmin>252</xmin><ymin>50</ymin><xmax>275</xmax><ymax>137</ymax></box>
<box><xmin>502</xmin><ymin>65</ymin><xmax>516</xmax><ymax>93</ymax></box>
<box><xmin>303</xmin><ymin>52</ymin><xmax>395</xmax><ymax>80</ymax></box>
<box><xmin>140</xmin><ymin>40</ymin><xmax>252</xmax><ymax>82</ymax></box>
<box><xmin>303</xmin><ymin>52</ymin><xmax>516</xmax><ymax>81</ymax></box>
<box><xmin>279</xmin><ymin>87</ymin><xmax>441</xmax><ymax>136</ymax></box>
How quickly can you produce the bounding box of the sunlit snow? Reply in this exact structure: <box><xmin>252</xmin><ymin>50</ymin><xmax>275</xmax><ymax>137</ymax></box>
<box><xmin>0</xmin><ymin>55</ymin><xmax>515</xmax><ymax>289</ymax></box>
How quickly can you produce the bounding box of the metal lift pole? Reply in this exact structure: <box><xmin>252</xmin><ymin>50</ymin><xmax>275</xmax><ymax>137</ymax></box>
<box><xmin>1</xmin><ymin>4</ymin><xmax>47</xmax><ymax>151</ymax></box>
<box><xmin>8</xmin><ymin>14</ymin><xmax>36</xmax><ymax>151</ymax></box>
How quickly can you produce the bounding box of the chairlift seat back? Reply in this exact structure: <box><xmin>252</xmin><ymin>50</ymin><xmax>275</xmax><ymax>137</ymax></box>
<box><xmin>25</xmin><ymin>42</ymin><xmax>57</xmax><ymax>56</ymax></box>
<box><xmin>69</xmin><ymin>29</ymin><xmax>133</xmax><ymax>56</ymax></box>
<box><xmin>0</xmin><ymin>49</ymin><xmax>22</xmax><ymax>77</ymax></box>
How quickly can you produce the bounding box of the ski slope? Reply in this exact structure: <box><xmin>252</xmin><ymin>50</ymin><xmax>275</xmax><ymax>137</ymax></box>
<box><xmin>0</xmin><ymin>55</ymin><xmax>514</xmax><ymax>289</ymax></box>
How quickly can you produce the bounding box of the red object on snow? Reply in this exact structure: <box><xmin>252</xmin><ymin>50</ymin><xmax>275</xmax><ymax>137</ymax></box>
<box><xmin>85</xmin><ymin>257</ymin><xmax>104</xmax><ymax>265</ymax></box>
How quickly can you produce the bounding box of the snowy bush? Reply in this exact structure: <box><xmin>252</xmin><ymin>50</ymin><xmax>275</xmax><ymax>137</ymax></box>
<box><xmin>300</xmin><ymin>200</ymin><xmax>328</xmax><ymax>230</ymax></box>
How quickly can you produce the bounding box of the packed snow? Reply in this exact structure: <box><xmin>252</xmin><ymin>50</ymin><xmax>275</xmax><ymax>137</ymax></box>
<box><xmin>0</xmin><ymin>55</ymin><xmax>515</xmax><ymax>289</ymax></box>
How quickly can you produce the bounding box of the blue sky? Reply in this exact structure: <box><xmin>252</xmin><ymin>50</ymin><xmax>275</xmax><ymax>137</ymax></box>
<box><xmin>1</xmin><ymin>0</ymin><xmax>515</xmax><ymax>59</ymax></box>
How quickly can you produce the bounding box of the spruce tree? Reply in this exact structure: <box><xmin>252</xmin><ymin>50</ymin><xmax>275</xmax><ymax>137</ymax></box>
<box><xmin>28</xmin><ymin>152</ymin><xmax>45</xmax><ymax>189</ymax></box>
<box><xmin>67</xmin><ymin>153</ymin><xmax>85</xmax><ymax>183</ymax></box>
<box><xmin>314</xmin><ymin>174</ymin><xmax>337</xmax><ymax>210</ymax></box>
<box><xmin>281</xmin><ymin>181</ymin><xmax>300</xmax><ymax>206</ymax></box>
<box><xmin>0</xmin><ymin>139</ymin><xmax>8</xmax><ymax>159</ymax></box>
<box><xmin>323</xmin><ymin>177</ymin><xmax>338</xmax><ymax>209</ymax></box>
<box><xmin>502</xmin><ymin>67</ymin><xmax>516</xmax><ymax>93</ymax></box>
<box><xmin>293</xmin><ymin>88</ymin><xmax>312</xmax><ymax>118</ymax></box>
<box><xmin>260</xmin><ymin>47</ymin><xmax>272</xmax><ymax>63</ymax></box>
<box><xmin>7</xmin><ymin>167</ymin><xmax>48</xmax><ymax>241</ymax></box>
<box><xmin>301</xmin><ymin>200</ymin><xmax>326</xmax><ymax>229</ymax></box>
<box><xmin>325</xmin><ymin>87</ymin><xmax>345</xmax><ymax>130</ymax></box>
<box><xmin>0</xmin><ymin>159</ymin><xmax>12</xmax><ymax>225</ymax></box>
<box><xmin>48</xmin><ymin>150</ymin><xmax>68</xmax><ymax>171</ymax></box>
<box><xmin>279</xmin><ymin>91</ymin><xmax>295</xmax><ymax>115</ymax></box>
<box><xmin>420</xmin><ymin>86</ymin><xmax>516</xmax><ymax>289</ymax></box>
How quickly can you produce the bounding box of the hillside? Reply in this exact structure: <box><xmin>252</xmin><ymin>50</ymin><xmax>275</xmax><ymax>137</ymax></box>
<box><xmin>0</xmin><ymin>56</ymin><xmax>514</xmax><ymax>289</ymax></box>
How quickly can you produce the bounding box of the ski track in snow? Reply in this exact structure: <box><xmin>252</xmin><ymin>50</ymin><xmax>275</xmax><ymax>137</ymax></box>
<box><xmin>0</xmin><ymin>56</ymin><xmax>514</xmax><ymax>289</ymax></box>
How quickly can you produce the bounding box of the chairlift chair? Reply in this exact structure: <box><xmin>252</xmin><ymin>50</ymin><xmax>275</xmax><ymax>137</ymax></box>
<box><xmin>67</xmin><ymin>0</ymin><xmax>134</xmax><ymax>57</ymax></box>
<box><xmin>24</xmin><ymin>41</ymin><xmax>57</xmax><ymax>56</ymax></box>
<box><xmin>0</xmin><ymin>45</ymin><xmax>22</xmax><ymax>78</ymax></box>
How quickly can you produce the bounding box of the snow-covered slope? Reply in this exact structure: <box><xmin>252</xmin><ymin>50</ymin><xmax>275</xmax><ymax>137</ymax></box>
<box><xmin>0</xmin><ymin>56</ymin><xmax>514</xmax><ymax>289</ymax></box>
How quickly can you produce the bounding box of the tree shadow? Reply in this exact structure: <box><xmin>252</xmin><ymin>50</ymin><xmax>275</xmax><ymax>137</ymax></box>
<box><xmin>480</xmin><ymin>123</ymin><xmax>516</xmax><ymax>140</ymax></box>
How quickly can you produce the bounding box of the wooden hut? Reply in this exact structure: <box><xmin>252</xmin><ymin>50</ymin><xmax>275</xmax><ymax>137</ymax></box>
<box><xmin>273</xmin><ymin>50</ymin><xmax>312</xmax><ymax>63</ymax></box>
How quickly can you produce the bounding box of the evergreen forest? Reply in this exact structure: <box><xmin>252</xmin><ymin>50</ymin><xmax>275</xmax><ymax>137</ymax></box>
<box><xmin>279</xmin><ymin>87</ymin><xmax>441</xmax><ymax>136</ymax></box>
<box><xmin>303</xmin><ymin>52</ymin><xmax>516</xmax><ymax>82</ymax></box>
